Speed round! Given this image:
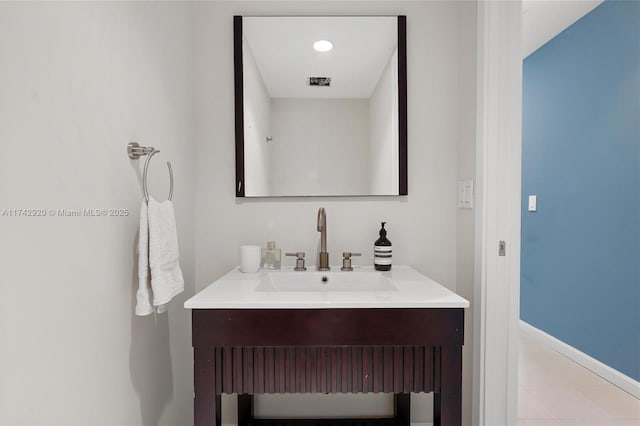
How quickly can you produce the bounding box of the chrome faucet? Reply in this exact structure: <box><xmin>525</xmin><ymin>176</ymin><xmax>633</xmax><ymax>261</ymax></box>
<box><xmin>317</xmin><ymin>207</ymin><xmax>330</xmax><ymax>271</ymax></box>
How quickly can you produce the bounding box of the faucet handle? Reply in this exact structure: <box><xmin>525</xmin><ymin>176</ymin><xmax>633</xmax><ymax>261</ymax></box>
<box><xmin>286</xmin><ymin>252</ymin><xmax>305</xmax><ymax>257</ymax></box>
<box><xmin>286</xmin><ymin>252</ymin><xmax>307</xmax><ymax>271</ymax></box>
<box><xmin>342</xmin><ymin>252</ymin><xmax>361</xmax><ymax>259</ymax></box>
<box><xmin>341</xmin><ymin>252</ymin><xmax>361</xmax><ymax>271</ymax></box>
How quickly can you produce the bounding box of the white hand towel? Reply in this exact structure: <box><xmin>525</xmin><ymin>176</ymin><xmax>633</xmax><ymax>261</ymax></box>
<box><xmin>135</xmin><ymin>197</ymin><xmax>184</xmax><ymax>316</ymax></box>
<box><xmin>136</xmin><ymin>200</ymin><xmax>153</xmax><ymax>316</ymax></box>
<box><xmin>147</xmin><ymin>197</ymin><xmax>184</xmax><ymax>313</ymax></box>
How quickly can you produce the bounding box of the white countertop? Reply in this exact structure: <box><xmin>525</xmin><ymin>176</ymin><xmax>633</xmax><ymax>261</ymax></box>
<box><xmin>184</xmin><ymin>265</ymin><xmax>470</xmax><ymax>309</ymax></box>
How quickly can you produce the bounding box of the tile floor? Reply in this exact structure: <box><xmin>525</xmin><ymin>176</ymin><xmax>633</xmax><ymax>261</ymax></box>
<box><xmin>518</xmin><ymin>326</ymin><xmax>640</xmax><ymax>426</ymax></box>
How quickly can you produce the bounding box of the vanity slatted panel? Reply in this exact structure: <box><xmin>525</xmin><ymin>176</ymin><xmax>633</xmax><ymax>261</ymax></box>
<box><xmin>245</xmin><ymin>419</ymin><xmax>404</xmax><ymax>426</ymax></box>
<box><xmin>215</xmin><ymin>346</ymin><xmax>434</xmax><ymax>394</ymax></box>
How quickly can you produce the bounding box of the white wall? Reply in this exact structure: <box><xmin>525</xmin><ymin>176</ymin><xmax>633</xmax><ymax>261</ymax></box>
<box><xmin>456</xmin><ymin>2</ymin><xmax>478</xmax><ymax>425</ymax></box>
<box><xmin>194</xmin><ymin>1</ymin><xmax>476</xmax><ymax>423</ymax></box>
<box><xmin>243</xmin><ymin>39</ymin><xmax>272</xmax><ymax>196</ymax></box>
<box><xmin>368</xmin><ymin>48</ymin><xmax>399</xmax><ymax>195</ymax></box>
<box><xmin>271</xmin><ymin>98</ymin><xmax>369</xmax><ymax>196</ymax></box>
<box><xmin>0</xmin><ymin>2</ymin><xmax>195</xmax><ymax>425</ymax></box>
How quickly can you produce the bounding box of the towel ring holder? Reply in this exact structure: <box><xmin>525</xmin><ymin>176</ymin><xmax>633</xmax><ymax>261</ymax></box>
<box><xmin>128</xmin><ymin>142</ymin><xmax>174</xmax><ymax>203</ymax></box>
<box><xmin>143</xmin><ymin>150</ymin><xmax>173</xmax><ymax>203</ymax></box>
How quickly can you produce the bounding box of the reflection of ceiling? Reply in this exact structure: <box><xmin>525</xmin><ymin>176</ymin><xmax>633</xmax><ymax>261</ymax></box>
<box><xmin>243</xmin><ymin>16</ymin><xmax>397</xmax><ymax>99</ymax></box>
<box><xmin>522</xmin><ymin>0</ymin><xmax>604</xmax><ymax>58</ymax></box>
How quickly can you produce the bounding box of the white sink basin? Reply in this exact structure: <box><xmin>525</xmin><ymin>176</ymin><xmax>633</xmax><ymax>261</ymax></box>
<box><xmin>256</xmin><ymin>270</ymin><xmax>397</xmax><ymax>292</ymax></box>
<box><xmin>184</xmin><ymin>265</ymin><xmax>470</xmax><ymax>309</ymax></box>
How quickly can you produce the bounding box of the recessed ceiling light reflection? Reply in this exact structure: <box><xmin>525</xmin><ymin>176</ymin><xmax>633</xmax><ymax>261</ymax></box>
<box><xmin>313</xmin><ymin>40</ymin><xmax>333</xmax><ymax>52</ymax></box>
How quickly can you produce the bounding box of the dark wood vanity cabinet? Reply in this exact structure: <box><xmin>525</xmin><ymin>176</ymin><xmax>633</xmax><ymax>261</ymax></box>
<box><xmin>192</xmin><ymin>308</ymin><xmax>464</xmax><ymax>426</ymax></box>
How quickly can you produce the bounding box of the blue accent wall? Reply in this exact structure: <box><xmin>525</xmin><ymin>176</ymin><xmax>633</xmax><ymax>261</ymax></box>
<box><xmin>521</xmin><ymin>0</ymin><xmax>640</xmax><ymax>381</ymax></box>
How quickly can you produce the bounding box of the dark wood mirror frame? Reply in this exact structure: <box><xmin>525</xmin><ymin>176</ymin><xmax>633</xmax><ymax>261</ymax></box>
<box><xmin>234</xmin><ymin>15</ymin><xmax>407</xmax><ymax>198</ymax></box>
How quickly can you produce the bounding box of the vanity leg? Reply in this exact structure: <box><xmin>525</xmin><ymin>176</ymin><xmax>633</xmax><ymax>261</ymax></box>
<box><xmin>238</xmin><ymin>394</ymin><xmax>254</xmax><ymax>426</ymax></box>
<box><xmin>394</xmin><ymin>393</ymin><xmax>411</xmax><ymax>426</ymax></box>
<box><xmin>194</xmin><ymin>347</ymin><xmax>222</xmax><ymax>426</ymax></box>
<box><xmin>433</xmin><ymin>345</ymin><xmax>462</xmax><ymax>426</ymax></box>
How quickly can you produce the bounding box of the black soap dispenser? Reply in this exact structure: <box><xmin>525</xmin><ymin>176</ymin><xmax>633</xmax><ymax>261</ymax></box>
<box><xmin>374</xmin><ymin>222</ymin><xmax>392</xmax><ymax>271</ymax></box>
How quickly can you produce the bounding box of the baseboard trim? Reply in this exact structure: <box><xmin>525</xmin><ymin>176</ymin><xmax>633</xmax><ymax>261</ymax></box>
<box><xmin>520</xmin><ymin>320</ymin><xmax>640</xmax><ymax>399</ymax></box>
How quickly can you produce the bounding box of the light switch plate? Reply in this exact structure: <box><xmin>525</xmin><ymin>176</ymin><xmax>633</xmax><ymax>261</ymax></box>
<box><xmin>528</xmin><ymin>195</ymin><xmax>537</xmax><ymax>212</ymax></box>
<box><xmin>459</xmin><ymin>180</ymin><xmax>474</xmax><ymax>209</ymax></box>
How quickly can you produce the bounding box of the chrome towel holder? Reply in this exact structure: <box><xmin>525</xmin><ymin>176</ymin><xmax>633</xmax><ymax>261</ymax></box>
<box><xmin>127</xmin><ymin>142</ymin><xmax>174</xmax><ymax>203</ymax></box>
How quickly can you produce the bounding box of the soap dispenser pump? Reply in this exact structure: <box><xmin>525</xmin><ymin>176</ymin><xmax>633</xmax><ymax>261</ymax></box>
<box><xmin>374</xmin><ymin>222</ymin><xmax>392</xmax><ymax>271</ymax></box>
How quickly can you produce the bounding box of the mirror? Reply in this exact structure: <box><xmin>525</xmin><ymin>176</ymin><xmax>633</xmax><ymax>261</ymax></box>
<box><xmin>234</xmin><ymin>15</ymin><xmax>407</xmax><ymax>197</ymax></box>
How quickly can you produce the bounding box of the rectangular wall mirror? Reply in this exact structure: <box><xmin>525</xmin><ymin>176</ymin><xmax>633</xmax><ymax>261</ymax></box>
<box><xmin>234</xmin><ymin>15</ymin><xmax>407</xmax><ymax>197</ymax></box>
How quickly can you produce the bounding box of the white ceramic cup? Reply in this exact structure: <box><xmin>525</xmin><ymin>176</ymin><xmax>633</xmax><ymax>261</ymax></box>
<box><xmin>239</xmin><ymin>245</ymin><xmax>262</xmax><ymax>273</ymax></box>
